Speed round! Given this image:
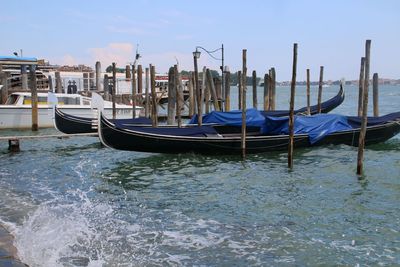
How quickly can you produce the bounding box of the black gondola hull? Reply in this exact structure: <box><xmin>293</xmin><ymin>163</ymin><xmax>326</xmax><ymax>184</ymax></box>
<box><xmin>99</xmin><ymin>113</ymin><xmax>400</xmax><ymax>155</ymax></box>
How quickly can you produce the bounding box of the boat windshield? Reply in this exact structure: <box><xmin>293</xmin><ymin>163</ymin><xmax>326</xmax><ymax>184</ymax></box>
<box><xmin>58</xmin><ymin>97</ymin><xmax>80</xmax><ymax>105</ymax></box>
<box><xmin>21</xmin><ymin>96</ymin><xmax>81</xmax><ymax>105</ymax></box>
<box><xmin>5</xmin><ymin>94</ymin><xmax>20</xmax><ymax>105</ymax></box>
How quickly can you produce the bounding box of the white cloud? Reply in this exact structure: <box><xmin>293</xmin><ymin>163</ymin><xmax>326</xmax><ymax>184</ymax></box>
<box><xmin>88</xmin><ymin>43</ymin><xmax>135</xmax><ymax>68</ymax></box>
<box><xmin>62</xmin><ymin>54</ymin><xmax>78</xmax><ymax>66</ymax></box>
<box><xmin>141</xmin><ymin>52</ymin><xmax>202</xmax><ymax>74</ymax></box>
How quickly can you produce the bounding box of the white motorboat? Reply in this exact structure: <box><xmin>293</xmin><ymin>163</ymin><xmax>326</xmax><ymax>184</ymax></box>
<box><xmin>0</xmin><ymin>92</ymin><xmax>142</xmax><ymax>129</ymax></box>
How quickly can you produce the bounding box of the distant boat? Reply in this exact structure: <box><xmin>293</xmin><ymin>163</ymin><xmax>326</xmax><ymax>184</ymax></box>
<box><xmin>0</xmin><ymin>92</ymin><xmax>142</xmax><ymax>129</ymax></box>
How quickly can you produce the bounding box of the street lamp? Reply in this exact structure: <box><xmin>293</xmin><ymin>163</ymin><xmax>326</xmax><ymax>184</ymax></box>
<box><xmin>193</xmin><ymin>44</ymin><xmax>225</xmax><ymax>108</ymax></box>
<box><xmin>193</xmin><ymin>44</ymin><xmax>224</xmax><ymax>82</ymax></box>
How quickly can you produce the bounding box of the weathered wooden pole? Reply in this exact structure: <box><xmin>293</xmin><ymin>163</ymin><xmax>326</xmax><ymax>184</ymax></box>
<box><xmin>215</xmin><ymin>78</ymin><xmax>222</xmax><ymax>108</ymax></box>
<box><xmin>188</xmin><ymin>72</ymin><xmax>195</xmax><ymax>117</ymax></box>
<box><xmin>112</xmin><ymin>63</ymin><xmax>117</xmax><ymax>119</ymax></box>
<box><xmin>203</xmin><ymin>67</ymin><xmax>210</xmax><ymax>113</ymax></box>
<box><xmin>103</xmin><ymin>74</ymin><xmax>109</xmax><ymax>100</ymax></box>
<box><xmin>137</xmin><ymin>65</ymin><xmax>143</xmax><ymax>96</ymax></box>
<box><xmin>167</xmin><ymin>66</ymin><xmax>175</xmax><ymax>125</ymax></box>
<box><xmin>270</xmin><ymin>67</ymin><xmax>276</xmax><ymax>110</ymax></box>
<box><xmin>55</xmin><ymin>71</ymin><xmax>62</xmax><ymax>93</ymax></box>
<box><xmin>174</xmin><ymin>65</ymin><xmax>182</xmax><ymax>127</ymax></box>
<box><xmin>206</xmin><ymin>68</ymin><xmax>220</xmax><ymax>111</ymax></box>
<box><xmin>21</xmin><ymin>65</ymin><xmax>28</xmax><ymax>90</ymax></box>
<box><xmin>29</xmin><ymin>65</ymin><xmax>38</xmax><ymax>131</ymax></box>
<box><xmin>306</xmin><ymin>69</ymin><xmax>311</xmax><ymax>115</ymax></box>
<box><xmin>373</xmin><ymin>73</ymin><xmax>379</xmax><ymax>117</ymax></box>
<box><xmin>131</xmin><ymin>64</ymin><xmax>136</xmax><ymax>118</ymax></box>
<box><xmin>95</xmin><ymin>61</ymin><xmax>102</xmax><ymax>92</ymax></box>
<box><xmin>193</xmin><ymin>52</ymin><xmax>202</xmax><ymax>126</ymax></box>
<box><xmin>268</xmin><ymin>69</ymin><xmax>274</xmax><ymax>110</ymax></box>
<box><xmin>125</xmin><ymin>65</ymin><xmax>131</xmax><ymax>79</ymax></box>
<box><xmin>252</xmin><ymin>70</ymin><xmax>257</xmax><ymax>109</ymax></box>
<box><xmin>241</xmin><ymin>49</ymin><xmax>247</xmax><ymax>159</ymax></box>
<box><xmin>358</xmin><ymin>57</ymin><xmax>365</xmax><ymax>117</ymax></box>
<box><xmin>150</xmin><ymin>65</ymin><xmax>158</xmax><ymax>127</ymax></box>
<box><xmin>145</xmin><ymin>67</ymin><xmax>150</xmax><ymax>118</ymax></box>
<box><xmin>288</xmin><ymin>43</ymin><xmax>298</xmax><ymax>169</ymax></box>
<box><xmin>238</xmin><ymin>71</ymin><xmax>242</xmax><ymax>110</ymax></box>
<box><xmin>48</xmin><ymin>75</ymin><xmax>53</xmax><ymax>92</ymax></box>
<box><xmin>263</xmin><ymin>73</ymin><xmax>269</xmax><ymax>111</ymax></box>
<box><xmin>357</xmin><ymin>40</ymin><xmax>371</xmax><ymax>175</ymax></box>
<box><xmin>224</xmin><ymin>68</ymin><xmax>231</xmax><ymax>111</ymax></box>
<box><xmin>317</xmin><ymin>66</ymin><xmax>324</xmax><ymax>113</ymax></box>
<box><xmin>0</xmin><ymin>71</ymin><xmax>8</xmax><ymax>104</ymax></box>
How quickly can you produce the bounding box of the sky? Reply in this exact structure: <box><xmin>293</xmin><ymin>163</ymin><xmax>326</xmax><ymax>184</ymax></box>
<box><xmin>1</xmin><ymin>0</ymin><xmax>399</xmax><ymax>81</ymax></box>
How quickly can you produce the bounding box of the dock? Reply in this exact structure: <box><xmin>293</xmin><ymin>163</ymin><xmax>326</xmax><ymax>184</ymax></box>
<box><xmin>0</xmin><ymin>133</ymin><xmax>98</xmax><ymax>152</ymax></box>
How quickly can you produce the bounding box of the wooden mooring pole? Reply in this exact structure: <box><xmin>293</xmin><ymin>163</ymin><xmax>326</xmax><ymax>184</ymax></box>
<box><xmin>252</xmin><ymin>70</ymin><xmax>257</xmax><ymax>109</ymax></box>
<box><xmin>167</xmin><ymin>66</ymin><xmax>175</xmax><ymax>125</ymax></box>
<box><xmin>306</xmin><ymin>69</ymin><xmax>311</xmax><ymax>115</ymax></box>
<box><xmin>112</xmin><ymin>63</ymin><xmax>117</xmax><ymax>119</ymax></box>
<box><xmin>187</xmin><ymin>72</ymin><xmax>196</xmax><ymax>117</ymax></box>
<box><xmin>203</xmin><ymin>67</ymin><xmax>210</xmax><ymax>114</ymax></box>
<box><xmin>206</xmin><ymin>68</ymin><xmax>220</xmax><ymax>111</ymax></box>
<box><xmin>317</xmin><ymin>66</ymin><xmax>324</xmax><ymax>113</ymax></box>
<box><xmin>95</xmin><ymin>61</ymin><xmax>101</xmax><ymax>92</ymax></box>
<box><xmin>357</xmin><ymin>40</ymin><xmax>371</xmax><ymax>175</ymax></box>
<box><xmin>224</xmin><ymin>68</ymin><xmax>231</xmax><ymax>112</ymax></box>
<box><xmin>55</xmin><ymin>71</ymin><xmax>62</xmax><ymax>93</ymax></box>
<box><xmin>145</xmin><ymin>67</ymin><xmax>150</xmax><ymax>118</ymax></box>
<box><xmin>288</xmin><ymin>43</ymin><xmax>298</xmax><ymax>169</ymax></box>
<box><xmin>150</xmin><ymin>65</ymin><xmax>158</xmax><ymax>127</ymax></box>
<box><xmin>103</xmin><ymin>74</ymin><xmax>109</xmax><ymax>100</ymax></box>
<box><xmin>358</xmin><ymin>57</ymin><xmax>365</xmax><ymax>117</ymax></box>
<box><xmin>29</xmin><ymin>65</ymin><xmax>38</xmax><ymax>131</ymax></box>
<box><xmin>270</xmin><ymin>68</ymin><xmax>276</xmax><ymax>110</ymax></box>
<box><xmin>238</xmin><ymin>71</ymin><xmax>242</xmax><ymax>110</ymax></box>
<box><xmin>188</xmin><ymin>72</ymin><xmax>195</xmax><ymax>117</ymax></box>
<box><xmin>131</xmin><ymin>64</ymin><xmax>136</xmax><ymax>118</ymax></box>
<box><xmin>193</xmin><ymin>52</ymin><xmax>202</xmax><ymax>126</ymax></box>
<box><xmin>241</xmin><ymin>49</ymin><xmax>247</xmax><ymax>159</ymax></box>
<box><xmin>373</xmin><ymin>73</ymin><xmax>379</xmax><ymax>117</ymax></box>
<box><xmin>0</xmin><ymin>71</ymin><xmax>8</xmax><ymax>104</ymax></box>
<box><xmin>137</xmin><ymin>65</ymin><xmax>143</xmax><ymax>96</ymax></box>
<box><xmin>174</xmin><ymin>65</ymin><xmax>182</xmax><ymax>127</ymax></box>
<box><xmin>263</xmin><ymin>73</ymin><xmax>269</xmax><ymax>111</ymax></box>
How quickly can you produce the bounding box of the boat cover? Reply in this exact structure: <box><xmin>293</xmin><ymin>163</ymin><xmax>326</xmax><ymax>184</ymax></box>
<box><xmin>114</xmin><ymin>120</ymin><xmax>219</xmax><ymax>137</ymax></box>
<box><xmin>111</xmin><ymin>117</ymin><xmax>152</xmax><ymax>125</ymax></box>
<box><xmin>190</xmin><ymin>109</ymin><xmax>354</xmax><ymax>143</ymax></box>
<box><xmin>189</xmin><ymin>108</ymin><xmax>267</xmax><ymax>131</ymax></box>
<box><xmin>264</xmin><ymin>114</ymin><xmax>353</xmax><ymax>143</ymax></box>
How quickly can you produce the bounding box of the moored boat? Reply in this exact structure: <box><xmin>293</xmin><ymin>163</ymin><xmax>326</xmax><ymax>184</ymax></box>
<box><xmin>53</xmin><ymin>86</ymin><xmax>345</xmax><ymax>134</ymax></box>
<box><xmin>0</xmin><ymin>92</ymin><xmax>142</xmax><ymax>129</ymax></box>
<box><xmin>98</xmin><ymin>110</ymin><xmax>400</xmax><ymax>155</ymax></box>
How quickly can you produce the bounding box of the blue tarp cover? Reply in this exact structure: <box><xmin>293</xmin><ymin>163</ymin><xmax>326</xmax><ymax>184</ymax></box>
<box><xmin>189</xmin><ymin>108</ymin><xmax>267</xmax><ymax>131</ymax></box>
<box><xmin>264</xmin><ymin>114</ymin><xmax>353</xmax><ymax>144</ymax></box>
<box><xmin>190</xmin><ymin>109</ymin><xmax>354</xmax><ymax>143</ymax></box>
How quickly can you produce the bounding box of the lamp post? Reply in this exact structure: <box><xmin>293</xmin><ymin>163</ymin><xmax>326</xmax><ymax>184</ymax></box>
<box><xmin>193</xmin><ymin>44</ymin><xmax>224</xmax><ymax>100</ymax></box>
<box><xmin>193</xmin><ymin>49</ymin><xmax>202</xmax><ymax>126</ymax></box>
<box><xmin>129</xmin><ymin>47</ymin><xmax>141</xmax><ymax>118</ymax></box>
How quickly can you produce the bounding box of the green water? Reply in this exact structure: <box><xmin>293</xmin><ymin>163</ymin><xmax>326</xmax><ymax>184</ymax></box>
<box><xmin>0</xmin><ymin>85</ymin><xmax>399</xmax><ymax>266</ymax></box>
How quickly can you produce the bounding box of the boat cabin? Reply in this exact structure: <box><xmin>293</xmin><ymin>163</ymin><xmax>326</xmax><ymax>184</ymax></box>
<box><xmin>5</xmin><ymin>92</ymin><xmax>91</xmax><ymax>106</ymax></box>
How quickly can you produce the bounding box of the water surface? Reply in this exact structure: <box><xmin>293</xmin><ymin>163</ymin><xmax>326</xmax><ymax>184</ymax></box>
<box><xmin>0</xmin><ymin>85</ymin><xmax>399</xmax><ymax>266</ymax></box>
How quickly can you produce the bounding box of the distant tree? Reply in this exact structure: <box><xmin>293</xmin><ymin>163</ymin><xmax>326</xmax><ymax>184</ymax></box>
<box><xmin>105</xmin><ymin>65</ymin><xmax>125</xmax><ymax>73</ymax></box>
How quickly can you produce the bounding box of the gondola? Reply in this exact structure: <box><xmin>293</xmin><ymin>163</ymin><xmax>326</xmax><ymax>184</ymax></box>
<box><xmin>54</xmin><ymin>107</ymin><xmax>152</xmax><ymax>134</ymax></box>
<box><xmin>98</xmin><ymin>110</ymin><xmax>400</xmax><ymax>155</ymax></box>
<box><xmin>54</xmin><ymin>86</ymin><xmax>344</xmax><ymax>134</ymax></box>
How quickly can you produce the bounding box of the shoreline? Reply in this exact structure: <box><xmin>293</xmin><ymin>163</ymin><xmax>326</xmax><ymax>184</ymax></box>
<box><xmin>0</xmin><ymin>224</ymin><xmax>28</xmax><ymax>266</ymax></box>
